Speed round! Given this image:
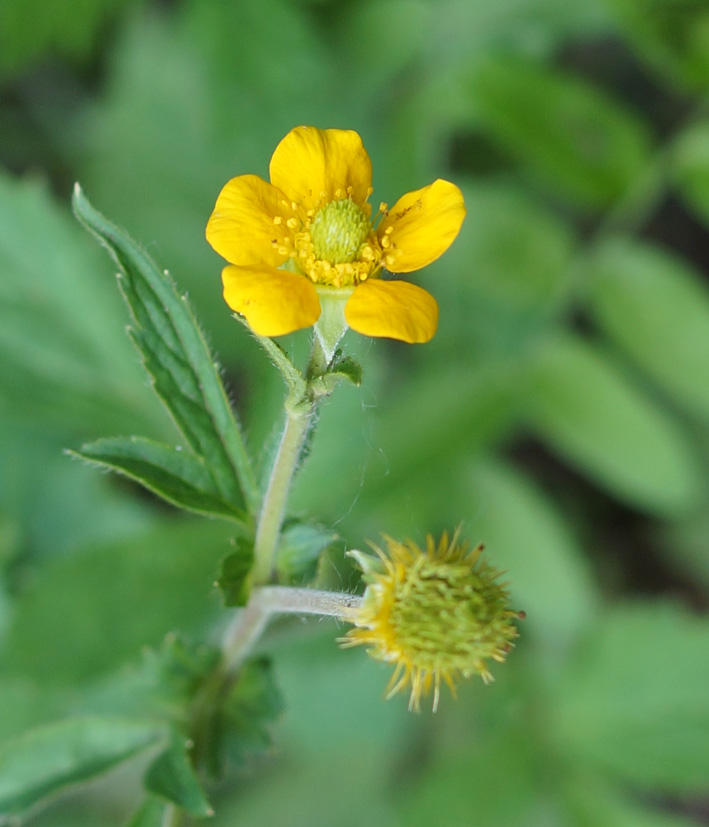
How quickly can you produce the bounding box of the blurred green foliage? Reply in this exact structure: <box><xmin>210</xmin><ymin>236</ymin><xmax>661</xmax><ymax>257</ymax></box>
<box><xmin>2</xmin><ymin>0</ymin><xmax>709</xmax><ymax>824</ymax></box>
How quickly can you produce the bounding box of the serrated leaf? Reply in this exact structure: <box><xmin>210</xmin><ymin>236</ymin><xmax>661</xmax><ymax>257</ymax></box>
<box><xmin>82</xmin><ymin>637</ymin><xmax>221</xmax><ymax>725</ymax></box>
<box><xmin>217</xmin><ymin>538</ymin><xmax>255</xmax><ymax>607</ymax></box>
<box><xmin>468</xmin><ymin>57</ymin><xmax>652</xmax><ymax>209</ymax></box>
<box><xmin>0</xmin><ymin>716</ymin><xmax>166</xmax><ymax>819</ymax></box>
<box><xmin>524</xmin><ymin>334</ymin><xmax>702</xmax><ymax>516</ymax></box>
<box><xmin>276</xmin><ymin>521</ymin><xmax>339</xmax><ymax>585</ymax></box>
<box><xmin>219</xmin><ymin>657</ymin><xmax>284</xmax><ymax>772</ymax></box>
<box><xmin>144</xmin><ymin>729</ymin><xmax>212</xmax><ymax>817</ymax></box>
<box><xmin>555</xmin><ymin>602</ymin><xmax>709</xmax><ymax>792</ymax></box>
<box><xmin>125</xmin><ymin>796</ymin><xmax>166</xmax><ymax>827</ymax></box>
<box><xmin>72</xmin><ymin>436</ymin><xmax>244</xmax><ymax>521</ymax></box>
<box><xmin>72</xmin><ymin>185</ymin><xmax>259</xmax><ymax>516</ymax></box>
<box><xmin>588</xmin><ymin>240</ymin><xmax>709</xmax><ymax>421</ymax></box>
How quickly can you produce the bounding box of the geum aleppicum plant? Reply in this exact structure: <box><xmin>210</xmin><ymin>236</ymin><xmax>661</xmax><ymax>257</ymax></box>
<box><xmin>65</xmin><ymin>126</ymin><xmax>522</xmax><ymax>823</ymax></box>
<box><xmin>207</xmin><ymin>125</ymin><xmax>523</xmax><ymax>708</ymax></box>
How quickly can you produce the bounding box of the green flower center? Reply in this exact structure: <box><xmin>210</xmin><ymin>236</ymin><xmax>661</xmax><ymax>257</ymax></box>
<box><xmin>310</xmin><ymin>199</ymin><xmax>370</xmax><ymax>264</ymax></box>
<box><xmin>389</xmin><ymin>557</ymin><xmax>516</xmax><ymax>670</ymax></box>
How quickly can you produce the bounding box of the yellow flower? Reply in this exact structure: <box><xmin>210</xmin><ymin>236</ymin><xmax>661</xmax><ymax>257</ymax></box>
<box><xmin>341</xmin><ymin>531</ymin><xmax>523</xmax><ymax>712</ymax></box>
<box><xmin>206</xmin><ymin>126</ymin><xmax>465</xmax><ymax>342</ymax></box>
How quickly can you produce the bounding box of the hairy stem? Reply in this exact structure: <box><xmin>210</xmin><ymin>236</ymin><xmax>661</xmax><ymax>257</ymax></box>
<box><xmin>222</xmin><ymin>586</ymin><xmax>362</xmax><ymax>671</ymax></box>
<box><xmin>251</xmin><ymin>335</ymin><xmax>331</xmax><ymax>585</ymax></box>
<box><xmin>250</xmin><ymin>404</ymin><xmax>314</xmax><ymax>584</ymax></box>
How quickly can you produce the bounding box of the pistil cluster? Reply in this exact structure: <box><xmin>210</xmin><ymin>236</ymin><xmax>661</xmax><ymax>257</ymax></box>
<box><xmin>271</xmin><ymin>188</ymin><xmax>394</xmax><ymax>288</ymax></box>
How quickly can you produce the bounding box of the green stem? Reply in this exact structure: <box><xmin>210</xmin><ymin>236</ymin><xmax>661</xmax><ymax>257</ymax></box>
<box><xmin>250</xmin><ymin>401</ymin><xmax>314</xmax><ymax>584</ymax></box>
<box><xmin>250</xmin><ymin>335</ymin><xmax>334</xmax><ymax>585</ymax></box>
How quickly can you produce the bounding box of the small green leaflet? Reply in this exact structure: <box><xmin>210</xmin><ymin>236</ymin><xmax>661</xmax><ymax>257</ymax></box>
<box><xmin>144</xmin><ymin>727</ymin><xmax>212</xmax><ymax>817</ymax></box>
<box><xmin>196</xmin><ymin>656</ymin><xmax>285</xmax><ymax>780</ymax></box>
<box><xmin>71</xmin><ymin>185</ymin><xmax>259</xmax><ymax>519</ymax></box>
<box><xmin>0</xmin><ymin>716</ymin><xmax>167</xmax><ymax>820</ymax></box>
<box><xmin>71</xmin><ymin>436</ymin><xmax>243</xmax><ymax>521</ymax></box>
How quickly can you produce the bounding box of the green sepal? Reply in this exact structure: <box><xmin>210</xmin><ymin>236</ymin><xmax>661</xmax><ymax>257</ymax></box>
<box><xmin>0</xmin><ymin>716</ymin><xmax>167</xmax><ymax>818</ymax></box>
<box><xmin>329</xmin><ymin>353</ymin><xmax>363</xmax><ymax>386</ymax></box>
<box><xmin>72</xmin><ymin>184</ymin><xmax>259</xmax><ymax>516</ymax></box>
<box><xmin>198</xmin><ymin>656</ymin><xmax>284</xmax><ymax>780</ymax></box>
<box><xmin>277</xmin><ymin>520</ymin><xmax>340</xmax><ymax>585</ymax></box>
<box><xmin>70</xmin><ymin>436</ymin><xmax>246</xmax><ymax>521</ymax></box>
<box><xmin>310</xmin><ymin>352</ymin><xmax>363</xmax><ymax>397</ymax></box>
<box><xmin>136</xmin><ymin>637</ymin><xmax>221</xmax><ymax>720</ymax></box>
<box><xmin>144</xmin><ymin>727</ymin><xmax>212</xmax><ymax>817</ymax></box>
<box><xmin>217</xmin><ymin>537</ymin><xmax>255</xmax><ymax>607</ymax></box>
<box><xmin>221</xmin><ymin>656</ymin><xmax>284</xmax><ymax>768</ymax></box>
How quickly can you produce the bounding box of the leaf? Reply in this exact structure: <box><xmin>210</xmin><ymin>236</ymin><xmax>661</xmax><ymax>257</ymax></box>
<box><xmin>604</xmin><ymin>0</ymin><xmax>709</xmax><ymax>90</ymax></box>
<box><xmin>0</xmin><ymin>716</ymin><xmax>166</xmax><ymax>819</ymax></box>
<box><xmin>524</xmin><ymin>334</ymin><xmax>702</xmax><ymax>516</ymax></box>
<box><xmin>217</xmin><ymin>656</ymin><xmax>284</xmax><ymax>774</ymax></box>
<box><xmin>216</xmin><ymin>538</ymin><xmax>255</xmax><ymax>608</ymax></box>
<box><xmin>144</xmin><ymin>728</ymin><xmax>212</xmax><ymax>818</ymax></box>
<box><xmin>2</xmin><ymin>519</ymin><xmax>236</xmax><ymax>683</ymax></box>
<box><xmin>125</xmin><ymin>796</ymin><xmax>166</xmax><ymax>827</ymax></box>
<box><xmin>83</xmin><ymin>636</ymin><xmax>222</xmax><ymax>724</ymax></box>
<box><xmin>672</xmin><ymin>120</ymin><xmax>709</xmax><ymax>226</ymax></box>
<box><xmin>437</xmin><ymin>181</ymin><xmax>576</xmax><ymax>355</ymax></box>
<box><xmin>72</xmin><ymin>184</ymin><xmax>259</xmax><ymax>516</ymax></box>
<box><xmin>554</xmin><ymin>602</ymin><xmax>709</xmax><ymax>792</ymax></box>
<box><xmin>0</xmin><ymin>0</ymin><xmax>131</xmax><ymax>78</ymax></box>
<box><xmin>0</xmin><ymin>172</ymin><xmax>160</xmax><ymax>436</ymax></box>
<box><xmin>588</xmin><ymin>239</ymin><xmax>709</xmax><ymax>421</ymax></box>
<box><xmin>468</xmin><ymin>57</ymin><xmax>652</xmax><ymax>208</ymax></box>
<box><xmin>276</xmin><ymin>520</ymin><xmax>340</xmax><ymax>585</ymax></box>
<box><xmin>565</xmin><ymin>773</ymin><xmax>701</xmax><ymax>827</ymax></box>
<box><xmin>71</xmin><ymin>436</ymin><xmax>244</xmax><ymax>521</ymax></box>
<box><xmin>397</xmin><ymin>725</ymin><xmax>542</xmax><ymax>827</ymax></box>
<box><xmin>465</xmin><ymin>460</ymin><xmax>598</xmax><ymax>651</ymax></box>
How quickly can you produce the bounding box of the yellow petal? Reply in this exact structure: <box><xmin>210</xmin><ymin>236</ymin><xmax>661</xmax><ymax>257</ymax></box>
<box><xmin>345</xmin><ymin>279</ymin><xmax>438</xmax><ymax>343</ymax></box>
<box><xmin>222</xmin><ymin>265</ymin><xmax>320</xmax><ymax>337</ymax></box>
<box><xmin>378</xmin><ymin>179</ymin><xmax>466</xmax><ymax>273</ymax></box>
<box><xmin>206</xmin><ymin>174</ymin><xmax>295</xmax><ymax>267</ymax></box>
<box><xmin>269</xmin><ymin>126</ymin><xmax>372</xmax><ymax>212</ymax></box>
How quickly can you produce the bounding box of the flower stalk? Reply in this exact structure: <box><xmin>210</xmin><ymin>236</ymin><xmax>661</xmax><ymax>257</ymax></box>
<box><xmin>250</xmin><ymin>328</ymin><xmax>341</xmax><ymax>585</ymax></box>
<box><xmin>250</xmin><ymin>401</ymin><xmax>314</xmax><ymax>585</ymax></box>
<box><xmin>222</xmin><ymin>585</ymin><xmax>362</xmax><ymax>672</ymax></box>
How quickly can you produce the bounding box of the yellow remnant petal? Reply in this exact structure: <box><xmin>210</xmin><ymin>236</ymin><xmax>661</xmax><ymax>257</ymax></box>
<box><xmin>206</xmin><ymin>174</ymin><xmax>295</xmax><ymax>268</ymax></box>
<box><xmin>222</xmin><ymin>264</ymin><xmax>320</xmax><ymax>336</ymax></box>
<box><xmin>269</xmin><ymin>126</ymin><xmax>373</xmax><ymax>213</ymax></box>
<box><xmin>345</xmin><ymin>280</ymin><xmax>438</xmax><ymax>343</ymax></box>
<box><xmin>379</xmin><ymin>179</ymin><xmax>466</xmax><ymax>273</ymax></box>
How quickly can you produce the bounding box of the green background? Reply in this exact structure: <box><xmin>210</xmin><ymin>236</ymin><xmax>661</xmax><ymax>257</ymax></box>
<box><xmin>1</xmin><ymin>0</ymin><xmax>709</xmax><ymax>824</ymax></box>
